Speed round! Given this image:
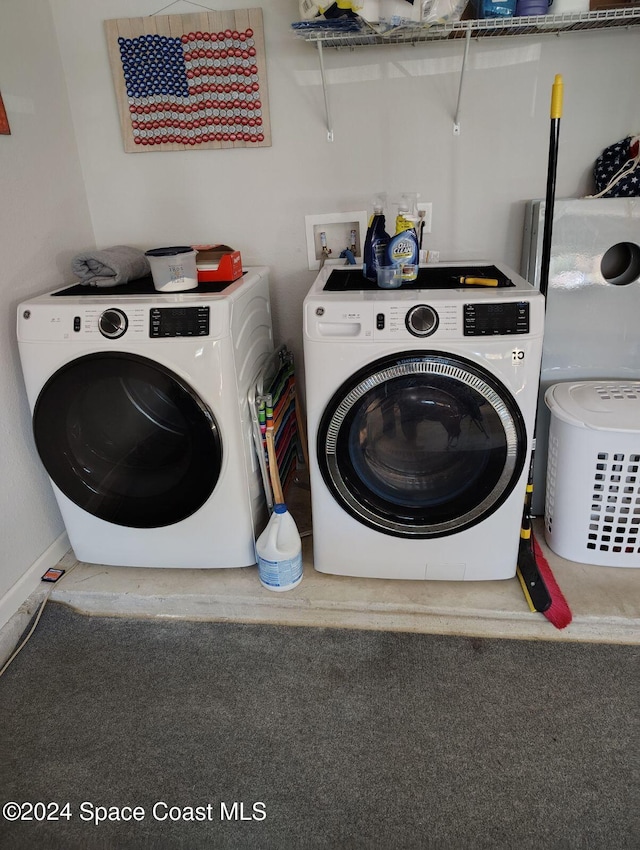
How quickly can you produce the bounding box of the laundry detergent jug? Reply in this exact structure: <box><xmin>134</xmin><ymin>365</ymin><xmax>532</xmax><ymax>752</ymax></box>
<box><xmin>255</xmin><ymin>503</ymin><xmax>303</xmax><ymax>591</ymax></box>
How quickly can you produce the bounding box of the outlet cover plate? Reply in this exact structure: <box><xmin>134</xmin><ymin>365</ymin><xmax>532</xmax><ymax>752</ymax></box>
<box><xmin>417</xmin><ymin>202</ymin><xmax>432</xmax><ymax>234</ymax></box>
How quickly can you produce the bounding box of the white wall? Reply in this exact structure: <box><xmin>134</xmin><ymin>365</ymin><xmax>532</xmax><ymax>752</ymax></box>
<box><xmin>1</xmin><ymin>0</ymin><xmax>639</xmax><ymax>623</ymax></box>
<box><xmin>50</xmin><ymin>0</ymin><xmax>640</xmax><ymax>368</ymax></box>
<box><xmin>0</xmin><ymin>0</ymin><xmax>95</xmax><ymax>626</ymax></box>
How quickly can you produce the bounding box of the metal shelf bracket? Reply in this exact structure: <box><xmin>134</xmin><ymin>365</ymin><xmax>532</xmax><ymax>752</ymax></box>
<box><xmin>317</xmin><ymin>41</ymin><xmax>334</xmax><ymax>142</ymax></box>
<box><xmin>453</xmin><ymin>27</ymin><xmax>472</xmax><ymax>135</ymax></box>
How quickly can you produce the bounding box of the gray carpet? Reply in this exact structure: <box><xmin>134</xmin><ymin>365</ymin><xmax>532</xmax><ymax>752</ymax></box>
<box><xmin>0</xmin><ymin>603</ymin><xmax>638</xmax><ymax>850</ymax></box>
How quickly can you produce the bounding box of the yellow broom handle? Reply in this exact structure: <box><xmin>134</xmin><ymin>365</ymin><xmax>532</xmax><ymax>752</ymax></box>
<box><xmin>551</xmin><ymin>74</ymin><xmax>563</xmax><ymax>120</ymax></box>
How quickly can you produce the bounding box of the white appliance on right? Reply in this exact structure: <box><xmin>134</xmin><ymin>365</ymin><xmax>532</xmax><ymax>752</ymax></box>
<box><xmin>304</xmin><ymin>262</ymin><xmax>544</xmax><ymax>582</ymax></box>
<box><xmin>521</xmin><ymin>197</ymin><xmax>640</xmax><ymax>516</ymax></box>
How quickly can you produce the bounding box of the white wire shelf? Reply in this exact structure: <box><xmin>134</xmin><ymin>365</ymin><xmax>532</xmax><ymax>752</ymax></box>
<box><xmin>296</xmin><ymin>7</ymin><xmax>640</xmax><ymax>139</ymax></box>
<box><xmin>293</xmin><ymin>7</ymin><xmax>640</xmax><ymax>48</ymax></box>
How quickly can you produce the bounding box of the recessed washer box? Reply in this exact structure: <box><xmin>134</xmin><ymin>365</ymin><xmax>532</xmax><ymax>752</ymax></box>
<box><xmin>305</xmin><ymin>211</ymin><xmax>367</xmax><ymax>271</ymax></box>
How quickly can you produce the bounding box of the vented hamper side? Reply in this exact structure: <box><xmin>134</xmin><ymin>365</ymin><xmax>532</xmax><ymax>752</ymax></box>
<box><xmin>544</xmin><ymin>382</ymin><xmax>640</xmax><ymax>568</ymax></box>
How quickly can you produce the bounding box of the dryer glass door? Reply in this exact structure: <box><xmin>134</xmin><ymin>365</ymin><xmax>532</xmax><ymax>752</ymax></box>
<box><xmin>33</xmin><ymin>353</ymin><xmax>222</xmax><ymax>528</ymax></box>
<box><xmin>317</xmin><ymin>352</ymin><xmax>527</xmax><ymax>538</ymax></box>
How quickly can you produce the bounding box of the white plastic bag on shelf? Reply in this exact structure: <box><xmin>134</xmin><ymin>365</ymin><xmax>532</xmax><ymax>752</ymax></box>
<box><xmin>421</xmin><ymin>0</ymin><xmax>467</xmax><ymax>23</ymax></box>
<box><xmin>360</xmin><ymin>0</ymin><xmax>465</xmax><ymax>28</ymax></box>
<box><xmin>360</xmin><ymin>1</ymin><xmax>423</xmax><ymax>25</ymax></box>
<box><xmin>298</xmin><ymin>0</ymin><xmax>466</xmax><ymax>30</ymax></box>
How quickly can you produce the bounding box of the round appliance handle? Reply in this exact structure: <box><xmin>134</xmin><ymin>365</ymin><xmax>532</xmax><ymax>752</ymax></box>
<box><xmin>405</xmin><ymin>304</ymin><xmax>439</xmax><ymax>337</ymax></box>
<box><xmin>99</xmin><ymin>308</ymin><xmax>128</xmax><ymax>339</ymax></box>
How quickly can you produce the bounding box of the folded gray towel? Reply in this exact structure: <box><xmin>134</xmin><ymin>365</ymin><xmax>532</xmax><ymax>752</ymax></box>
<box><xmin>71</xmin><ymin>246</ymin><xmax>151</xmax><ymax>287</ymax></box>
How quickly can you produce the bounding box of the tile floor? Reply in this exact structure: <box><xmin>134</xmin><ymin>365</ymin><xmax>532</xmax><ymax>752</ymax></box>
<box><xmin>43</xmin><ymin>477</ymin><xmax>639</xmax><ymax>646</ymax></box>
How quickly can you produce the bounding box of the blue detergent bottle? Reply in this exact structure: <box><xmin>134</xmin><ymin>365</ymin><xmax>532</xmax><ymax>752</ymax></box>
<box><xmin>362</xmin><ymin>202</ymin><xmax>390</xmax><ymax>282</ymax></box>
<box><xmin>478</xmin><ymin>0</ymin><xmax>516</xmax><ymax>16</ymax></box>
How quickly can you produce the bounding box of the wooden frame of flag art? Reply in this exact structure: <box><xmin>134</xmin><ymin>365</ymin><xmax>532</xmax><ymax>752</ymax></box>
<box><xmin>104</xmin><ymin>8</ymin><xmax>271</xmax><ymax>152</ymax></box>
<box><xmin>0</xmin><ymin>93</ymin><xmax>10</xmax><ymax>135</ymax></box>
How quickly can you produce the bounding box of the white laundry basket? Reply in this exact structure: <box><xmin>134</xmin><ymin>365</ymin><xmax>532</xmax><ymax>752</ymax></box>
<box><xmin>544</xmin><ymin>381</ymin><xmax>640</xmax><ymax>568</ymax></box>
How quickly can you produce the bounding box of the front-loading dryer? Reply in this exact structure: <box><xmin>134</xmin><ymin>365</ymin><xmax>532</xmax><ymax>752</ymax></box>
<box><xmin>17</xmin><ymin>267</ymin><xmax>273</xmax><ymax>569</ymax></box>
<box><xmin>303</xmin><ymin>263</ymin><xmax>544</xmax><ymax>581</ymax></box>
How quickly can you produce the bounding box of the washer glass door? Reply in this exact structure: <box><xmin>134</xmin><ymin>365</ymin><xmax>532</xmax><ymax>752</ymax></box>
<box><xmin>33</xmin><ymin>353</ymin><xmax>222</xmax><ymax>528</ymax></box>
<box><xmin>318</xmin><ymin>352</ymin><xmax>527</xmax><ymax>538</ymax></box>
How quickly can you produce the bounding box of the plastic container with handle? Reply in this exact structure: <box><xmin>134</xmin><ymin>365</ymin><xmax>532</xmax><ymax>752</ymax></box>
<box><xmin>255</xmin><ymin>504</ymin><xmax>303</xmax><ymax>591</ymax></box>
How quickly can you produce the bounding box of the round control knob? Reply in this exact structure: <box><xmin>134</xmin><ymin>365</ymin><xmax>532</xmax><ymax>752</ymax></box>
<box><xmin>406</xmin><ymin>304</ymin><xmax>438</xmax><ymax>338</ymax></box>
<box><xmin>99</xmin><ymin>308</ymin><xmax>128</xmax><ymax>339</ymax></box>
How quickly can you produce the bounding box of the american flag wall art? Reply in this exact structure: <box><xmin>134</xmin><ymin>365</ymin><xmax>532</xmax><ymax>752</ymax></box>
<box><xmin>105</xmin><ymin>8</ymin><xmax>271</xmax><ymax>152</ymax></box>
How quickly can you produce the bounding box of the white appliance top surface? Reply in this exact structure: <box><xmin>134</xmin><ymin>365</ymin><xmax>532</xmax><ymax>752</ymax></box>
<box><xmin>17</xmin><ymin>267</ymin><xmax>270</xmax><ymax>344</ymax></box>
<box><xmin>304</xmin><ymin>262</ymin><xmax>545</xmax><ymax>341</ymax></box>
<box><xmin>306</xmin><ymin>261</ymin><xmax>540</xmax><ymax>303</ymax></box>
<box><xmin>19</xmin><ymin>266</ymin><xmax>269</xmax><ymax>308</ymax></box>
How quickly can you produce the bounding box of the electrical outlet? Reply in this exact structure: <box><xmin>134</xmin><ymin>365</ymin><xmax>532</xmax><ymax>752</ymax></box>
<box><xmin>417</xmin><ymin>202</ymin><xmax>432</xmax><ymax>234</ymax></box>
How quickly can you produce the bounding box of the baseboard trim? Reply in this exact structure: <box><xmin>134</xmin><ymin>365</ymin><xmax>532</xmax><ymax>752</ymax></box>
<box><xmin>0</xmin><ymin>532</ymin><xmax>70</xmax><ymax>633</ymax></box>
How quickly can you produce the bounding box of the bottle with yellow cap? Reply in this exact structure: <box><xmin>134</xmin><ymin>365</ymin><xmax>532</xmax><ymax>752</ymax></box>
<box><xmin>386</xmin><ymin>196</ymin><xmax>419</xmax><ymax>283</ymax></box>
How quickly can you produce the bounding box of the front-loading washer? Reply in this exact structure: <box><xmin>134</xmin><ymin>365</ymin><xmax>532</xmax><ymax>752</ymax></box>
<box><xmin>17</xmin><ymin>267</ymin><xmax>273</xmax><ymax>569</ymax></box>
<box><xmin>303</xmin><ymin>262</ymin><xmax>545</xmax><ymax>581</ymax></box>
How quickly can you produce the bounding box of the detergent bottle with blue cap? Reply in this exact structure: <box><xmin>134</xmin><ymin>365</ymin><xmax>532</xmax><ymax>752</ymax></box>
<box><xmin>362</xmin><ymin>196</ymin><xmax>390</xmax><ymax>282</ymax></box>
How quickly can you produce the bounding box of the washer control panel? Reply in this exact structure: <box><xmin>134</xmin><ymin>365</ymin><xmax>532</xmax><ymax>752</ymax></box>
<box><xmin>305</xmin><ymin>292</ymin><xmax>541</xmax><ymax>343</ymax></box>
<box><xmin>378</xmin><ymin>302</ymin><xmax>457</xmax><ymax>339</ymax></box>
<box><xmin>310</xmin><ymin>300</ymin><xmax>458</xmax><ymax>340</ymax></box>
<box><xmin>464</xmin><ymin>302</ymin><xmax>530</xmax><ymax>335</ymax></box>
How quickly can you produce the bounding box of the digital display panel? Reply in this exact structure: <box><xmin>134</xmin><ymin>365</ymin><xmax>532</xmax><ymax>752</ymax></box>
<box><xmin>463</xmin><ymin>302</ymin><xmax>529</xmax><ymax>336</ymax></box>
<box><xmin>150</xmin><ymin>306</ymin><xmax>209</xmax><ymax>337</ymax></box>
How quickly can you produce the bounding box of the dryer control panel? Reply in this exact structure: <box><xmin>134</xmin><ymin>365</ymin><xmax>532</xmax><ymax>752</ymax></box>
<box><xmin>17</xmin><ymin>302</ymin><xmax>225</xmax><ymax>342</ymax></box>
<box><xmin>150</xmin><ymin>306</ymin><xmax>210</xmax><ymax>337</ymax></box>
